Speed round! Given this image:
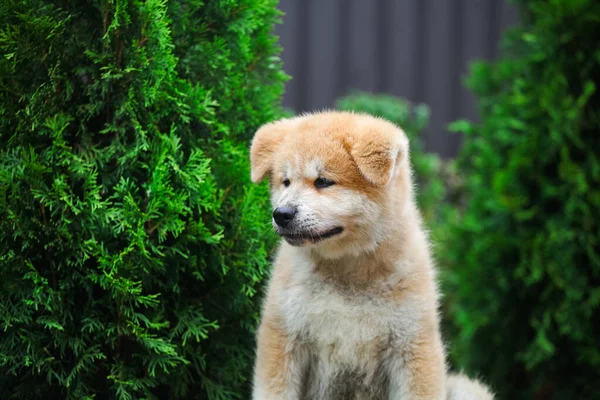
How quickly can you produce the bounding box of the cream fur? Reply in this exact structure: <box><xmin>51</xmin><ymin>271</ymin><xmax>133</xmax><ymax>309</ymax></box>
<box><xmin>446</xmin><ymin>374</ymin><xmax>495</xmax><ymax>400</ymax></box>
<box><xmin>250</xmin><ymin>111</ymin><xmax>493</xmax><ymax>400</ymax></box>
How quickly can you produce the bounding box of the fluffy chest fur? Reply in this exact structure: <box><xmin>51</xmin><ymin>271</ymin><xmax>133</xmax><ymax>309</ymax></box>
<box><xmin>275</xmin><ymin>253</ymin><xmax>426</xmax><ymax>399</ymax></box>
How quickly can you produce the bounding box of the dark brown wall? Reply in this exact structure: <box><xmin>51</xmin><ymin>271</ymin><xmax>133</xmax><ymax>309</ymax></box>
<box><xmin>275</xmin><ymin>0</ymin><xmax>519</xmax><ymax>157</ymax></box>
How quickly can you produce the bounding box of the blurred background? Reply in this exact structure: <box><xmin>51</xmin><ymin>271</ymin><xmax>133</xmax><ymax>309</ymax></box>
<box><xmin>1</xmin><ymin>0</ymin><xmax>598</xmax><ymax>399</ymax></box>
<box><xmin>275</xmin><ymin>0</ymin><xmax>518</xmax><ymax>157</ymax></box>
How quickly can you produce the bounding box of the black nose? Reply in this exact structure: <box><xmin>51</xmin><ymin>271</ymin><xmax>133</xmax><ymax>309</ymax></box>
<box><xmin>273</xmin><ymin>206</ymin><xmax>297</xmax><ymax>227</ymax></box>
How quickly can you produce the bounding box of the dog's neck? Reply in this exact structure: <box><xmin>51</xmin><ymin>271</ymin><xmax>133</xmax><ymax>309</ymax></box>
<box><xmin>305</xmin><ymin>209</ymin><xmax>418</xmax><ymax>288</ymax></box>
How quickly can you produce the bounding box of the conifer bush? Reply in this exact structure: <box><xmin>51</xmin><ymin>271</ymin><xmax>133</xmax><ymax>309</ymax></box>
<box><xmin>0</xmin><ymin>0</ymin><xmax>286</xmax><ymax>398</ymax></box>
<box><xmin>443</xmin><ymin>0</ymin><xmax>600</xmax><ymax>398</ymax></box>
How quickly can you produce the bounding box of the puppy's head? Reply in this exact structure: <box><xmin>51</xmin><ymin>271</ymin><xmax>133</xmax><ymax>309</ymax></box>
<box><xmin>250</xmin><ymin>111</ymin><xmax>411</xmax><ymax>258</ymax></box>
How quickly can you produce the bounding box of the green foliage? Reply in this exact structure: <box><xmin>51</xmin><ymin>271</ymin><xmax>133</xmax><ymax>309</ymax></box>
<box><xmin>443</xmin><ymin>0</ymin><xmax>600</xmax><ymax>398</ymax></box>
<box><xmin>0</xmin><ymin>0</ymin><xmax>286</xmax><ymax>398</ymax></box>
<box><xmin>335</xmin><ymin>92</ymin><xmax>447</xmax><ymax>224</ymax></box>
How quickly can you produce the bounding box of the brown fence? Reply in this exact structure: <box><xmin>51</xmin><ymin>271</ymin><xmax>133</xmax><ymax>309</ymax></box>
<box><xmin>275</xmin><ymin>0</ymin><xmax>519</xmax><ymax>157</ymax></box>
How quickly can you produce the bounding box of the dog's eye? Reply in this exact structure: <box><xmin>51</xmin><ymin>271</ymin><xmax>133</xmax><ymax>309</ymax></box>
<box><xmin>282</xmin><ymin>178</ymin><xmax>291</xmax><ymax>187</ymax></box>
<box><xmin>314</xmin><ymin>177</ymin><xmax>335</xmax><ymax>189</ymax></box>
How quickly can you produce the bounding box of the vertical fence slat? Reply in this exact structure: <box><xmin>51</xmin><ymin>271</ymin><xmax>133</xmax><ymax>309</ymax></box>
<box><xmin>307</xmin><ymin>0</ymin><xmax>341</xmax><ymax>110</ymax></box>
<box><xmin>386</xmin><ymin>0</ymin><xmax>420</xmax><ymax>101</ymax></box>
<box><xmin>488</xmin><ymin>0</ymin><xmax>502</xmax><ymax>59</ymax></box>
<box><xmin>414</xmin><ymin>0</ymin><xmax>428</xmax><ymax>104</ymax></box>
<box><xmin>346</xmin><ymin>0</ymin><xmax>379</xmax><ymax>93</ymax></box>
<box><xmin>296</xmin><ymin>0</ymin><xmax>311</xmax><ymax>111</ymax></box>
<box><xmin>376</xmin><ymin>0</ymin><xmax>389</xmax><ymax>93</ymax></box>
<box><xmin>424</xmin><ymin>0</ymin><xmax>458</xmax><ymax>156</ymax></box>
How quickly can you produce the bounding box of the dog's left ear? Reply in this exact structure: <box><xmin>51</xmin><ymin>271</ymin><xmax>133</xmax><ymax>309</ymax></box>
<box><xmin>250</xmin><ymin>119</ymin><xmax>289</xmax><ymax>183</ymax></box>
<box><xmin>350</xmin><ymin>122</ymin><xmax>408</xmax><ymax>186</ymax></box>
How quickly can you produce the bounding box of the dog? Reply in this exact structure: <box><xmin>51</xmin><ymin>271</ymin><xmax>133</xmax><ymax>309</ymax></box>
<box><xmin>249</xmin><ymin>111</ymin><xmax>493</xmax><ymax>400</ymax></box>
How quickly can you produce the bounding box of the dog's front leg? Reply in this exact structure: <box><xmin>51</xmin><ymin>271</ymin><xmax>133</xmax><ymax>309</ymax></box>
<box><xmin>386</xmin><ymin>328</ymin><xmax>446</xmax><ymax>400</ymax></box>
<box><xmin>252</xmin><ymin>314</ymin><xmax>309</xmax><ymax>400</ymax></box>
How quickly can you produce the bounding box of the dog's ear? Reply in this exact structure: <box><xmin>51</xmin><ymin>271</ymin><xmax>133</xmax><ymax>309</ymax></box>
<box><xmin>250</xmin><ymin>120</ymin><xmax>289</xmax><ymax>183</ymax></box>
<box><xmin>349</xmin><ymin>122</ymin><xmax>408</xmax><ymax>186</ymax></box>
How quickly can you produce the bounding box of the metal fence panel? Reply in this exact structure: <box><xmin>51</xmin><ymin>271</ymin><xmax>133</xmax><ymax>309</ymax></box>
<box><xmin>275</xmin><ymin>0</ymin><xmax>519</xmax><ymax>157</ymax></box>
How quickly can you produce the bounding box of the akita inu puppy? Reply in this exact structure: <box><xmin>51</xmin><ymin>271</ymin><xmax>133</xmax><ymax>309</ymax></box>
<box><xmin>249</xmin><ymin>111</ymin><xmax>493</xmax><ymax>400</ymax></box>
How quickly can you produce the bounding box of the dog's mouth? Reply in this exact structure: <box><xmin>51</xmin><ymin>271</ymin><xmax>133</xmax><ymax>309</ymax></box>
<box><xmin>279</xmin><ymin>227</ymin><xmax>344</xmax><ymax>245</ymax></box>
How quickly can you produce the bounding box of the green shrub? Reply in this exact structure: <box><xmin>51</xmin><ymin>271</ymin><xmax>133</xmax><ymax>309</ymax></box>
<box><xmin>335</xmin><ymin>92</ymin><xmax>447</xmax><ymax>224</ymax></box>
<box><xmin>0</xmin><ymin>0</ymin><xmax>286</xmax><ymax>398</ymax></box>
<box><xmin>443</xmin><ymin>1</ymin><xmax>600</xmax><ymax>398</ymax></box>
